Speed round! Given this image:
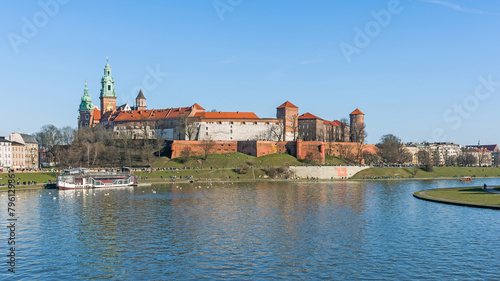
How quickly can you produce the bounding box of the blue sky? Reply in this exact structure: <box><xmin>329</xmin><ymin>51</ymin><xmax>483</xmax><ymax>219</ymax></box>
<box><xmin>2</xmin><ymin>0</ymin><xmax>500</xmax><ymax>145</ymax></box>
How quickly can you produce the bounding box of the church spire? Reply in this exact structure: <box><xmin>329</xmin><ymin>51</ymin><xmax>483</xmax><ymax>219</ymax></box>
<box><xmin>100</xmin><ymin>58</ymin><xmax>117</xmax><ymax>112</ymax></box>
<box><xmin>79</xmin><ymin>80</ymin><xmax>93</xmax><ymax>110</ymax></box>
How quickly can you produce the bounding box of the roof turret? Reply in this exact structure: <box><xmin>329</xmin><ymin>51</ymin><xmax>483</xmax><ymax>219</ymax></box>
<box><xmin>79</xmin><ymin>81</ymin><xmax>94</xmax><ymax>111</ymax></box>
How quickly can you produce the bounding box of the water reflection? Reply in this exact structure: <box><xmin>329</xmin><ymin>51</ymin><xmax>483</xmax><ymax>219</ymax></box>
<box><xmin>1</xmin><ymin>179</ymin><xmax>500</xmax><ymax>280</ymax></box>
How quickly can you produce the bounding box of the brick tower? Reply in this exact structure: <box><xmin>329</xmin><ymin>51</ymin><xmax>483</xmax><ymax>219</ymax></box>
<box><xmin>349</xmin><ymin>108</ymin><xmax>365</xmax><ymax>143</ymax></box>
<box><xmin>276</xmin><ymin>101</ymin><xmax>299</xmax><ymax>141</ymax></box>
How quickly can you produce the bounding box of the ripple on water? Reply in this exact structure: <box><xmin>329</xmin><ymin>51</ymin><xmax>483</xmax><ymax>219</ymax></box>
<box><xmin>1</xmin><ymin>179</ymin><xmax>500</xmax><ymax>280</ymax></box>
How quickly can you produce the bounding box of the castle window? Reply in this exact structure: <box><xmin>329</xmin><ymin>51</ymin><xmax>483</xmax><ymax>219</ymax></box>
<box><xmin>230</xmin><ymin>130</ymin><xmax>233</xmax><ymax>134</ymax></box>
<box><xmin>86</xmin><ymin>114</ymin><xmax>89</xmax><ymax>120</ymax></box>
<box><xmin>108</xmin><ymin>85</ymin><xmax>111</xmax><ymax>91</ymax></box>
<box><xmin>218</xmin><ymin>121</ymin><xmax>222</xmax><ymax>124</ymax></box>
<box><xmin>85</xmin><ymin>122</ymin><xmax>88</xmax><ymax>126</ymax></box>
<box><xmin>206</xmin><ymin>127</ymin><xmax>208</xmax><ymax>130</ymax></box>
<box><xmin>206</xmin><ymin>132</ymin><xmax>208</xmax><ymax>135</ymax></box>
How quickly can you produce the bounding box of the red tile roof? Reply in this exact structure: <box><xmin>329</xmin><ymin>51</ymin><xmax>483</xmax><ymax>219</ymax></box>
<box><xmin>112</xmin><ymin>107</ymin><xmax>194</xmax><ymax>122</ymax></box>
<box><xmin>93</xmin><ymin>107</ymin><xmax>101</xmax><ymax>120</ymax></box>
<box><xmin>350</xmin><ymin>108</ymin><xmax>364</xmax><ymax>115</ymax></box>
<box><xmin>192</xmin><ymin>103</ymin><xmax>205</xmax><ymax>110</ymax></box>
<box><xmin>298</xmin><ymin>112</ymin><xmax>322</xmax><ymax>120</ymax></box>
<box><xmin>332</xmin><ymin>120</ymin><xmax>342</xmax><ymax>126</ymax></box>
<box><xmin>323</xmin><ymin>120</ymin><xmax>339</xmax><ymax>127</ymax></box>
<box><xmin>277</xmin><ymin>101</ymin><xmax>298</xmax><ymax>109</ymax></box>
<box><xmin>466</xmin><ymin>144</ymin><xmax>499</xmax><ymax>152</ymax></box>
<box><xmin>196</xmin><ymin>112</ymin><xmax>259</xmax><ymax>119</ymax></box>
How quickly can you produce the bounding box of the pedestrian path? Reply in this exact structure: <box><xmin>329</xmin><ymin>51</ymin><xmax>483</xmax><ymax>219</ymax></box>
<box><xmin>483</xmin><ymin>186</ymin><xmax>500</xmax><ymax>194</ymax></box>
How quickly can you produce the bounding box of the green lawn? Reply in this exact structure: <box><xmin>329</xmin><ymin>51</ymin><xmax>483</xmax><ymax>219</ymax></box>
<box><xmin>0</xmin><ymin>172</ymin><xmax>57</xmax><ymax>187</ymax></box>
<box><xmin>352</xmin><ymin>167</ymin><xmax>500</xmax><ymax>179</ymax></box>
<box><xmin>414</xmin><ymin>187</ymin><xmax>500</xmax><ymax>208</ymax></box>
<box><xmin>324</xmin><ymin>155</ymin><xmax>350</xmax><ymax>166</ymax></box>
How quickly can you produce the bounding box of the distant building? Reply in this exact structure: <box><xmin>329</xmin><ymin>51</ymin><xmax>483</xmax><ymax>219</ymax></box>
<box><xmin>466</xmin><ymin>144</ymin><xmax>499</xmax><ymax>166</ymax></box>
<box><xmin>0</xmin><ymin>137</ymin><xmax>12</xmax><ymax>170</ymax></box>
<box><xmin>6</xmin><ymin>133</ymin><xmax>39</xmax><ymax>170</ymax></box>
<box><xmin>403</xmin><ymin>142</ymin><xmax>462</xmax><ymax>165</ymax></box>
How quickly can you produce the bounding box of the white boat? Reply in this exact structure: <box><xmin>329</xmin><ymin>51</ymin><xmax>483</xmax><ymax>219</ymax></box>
<box><xmin>57</xmin><ymin>168</ymin><xmax>137</xmax><ymax>190</ymax></box>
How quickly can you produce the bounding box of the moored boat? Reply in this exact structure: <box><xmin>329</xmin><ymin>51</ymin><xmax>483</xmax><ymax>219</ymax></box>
<box><xmin>460</xmin><ymin>177</ymin><xmax>473</xmax><ymax>182</ymax></box>
<box><xmin>57</xmin><ymin>168</ymin><xmax>136</xmax><ymax>190</ymax></box>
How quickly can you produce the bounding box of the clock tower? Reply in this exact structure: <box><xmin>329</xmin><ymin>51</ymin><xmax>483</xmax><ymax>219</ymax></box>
<box><xmin>100</xmin><ymin>58</ymin><xmax>117</xmax><ymax>112</ymax></box>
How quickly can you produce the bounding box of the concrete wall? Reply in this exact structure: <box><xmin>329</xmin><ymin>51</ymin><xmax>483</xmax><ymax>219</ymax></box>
<box><xmin>289</xmin><ymin>166</ymin><xmax>369</xmax><ymax>179</ymax></box>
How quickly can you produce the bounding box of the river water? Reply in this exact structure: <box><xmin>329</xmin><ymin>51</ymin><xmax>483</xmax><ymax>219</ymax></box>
<box><xmin>1</xmin><ymin>179</ymin><xmax>499</xmax><ymax>280</ymax></box>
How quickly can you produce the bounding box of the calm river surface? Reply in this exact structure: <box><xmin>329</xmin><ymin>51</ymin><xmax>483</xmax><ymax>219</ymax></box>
<box><xmin>1</xmin><ymin>179</ymin><xmax>500</xmax><ymax>280</ymax></box>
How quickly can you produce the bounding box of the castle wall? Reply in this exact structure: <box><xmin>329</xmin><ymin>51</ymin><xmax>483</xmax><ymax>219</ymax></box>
<box><xmin>169</xmin><ymin>140</ymin><xmax>376</xmax><ymax>164</ymax></box>
<box><xmin>197</xmin><ymin>120</ymin><xmax>280</xmax><ymax>141</ymax></box>
<box><xmin>171</xmin><ymin>140</ymin><xmax>238</xmax><ymax>158</ymax></box>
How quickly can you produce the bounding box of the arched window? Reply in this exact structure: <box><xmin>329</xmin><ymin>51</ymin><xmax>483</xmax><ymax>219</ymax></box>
<box><xmin>86</xmin><ymin>114</ymin><xmax>89</xmax><ymax>120</ymax></box>
<box><xmin>108</xmin><ymin>85</ymin><xmax>111</xmax><ymax>91</ymax></box>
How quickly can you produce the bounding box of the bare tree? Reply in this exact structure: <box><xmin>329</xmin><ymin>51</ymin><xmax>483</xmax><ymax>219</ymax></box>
<box><xmin>377</xmin><ymin>134</ymin><xmax>402</xmax><ymax>164</ymax></box>
<box><xmin>350</xmin><ymin>123</ymin><xmax>366</xmax><ymax>144</ymax></box>
<box><xmin>60</xmin><ymin>126</ymin><xmax>76</xmax><ymax>145</ymax></box>
<box><xmin>35</xmin><ymin>124</ymin><xmax>62</xmax><ymax>150</ymax></box>
<box><xmin>178</xmin><ymin>117</ymin><xmax>199</xmax><ymax>140</ymax></box>
<box><xmin>291</xmin><ymin>115</ymin><xmax>299</xmax><ymax>141</ymax></box>
<box><xmin>269</xmin><ymin>120</ymin><xmax>284</xmax><ymax>141</ymax></box>
<box><xmin>201</xmin><ymin>139</ymin><xmax>216</xmax><ymax>160</ymax></box>
<box><xmin>339</xmin><ymin>118</ymin><xmax>349</xmax><ymax>142</ymax></box>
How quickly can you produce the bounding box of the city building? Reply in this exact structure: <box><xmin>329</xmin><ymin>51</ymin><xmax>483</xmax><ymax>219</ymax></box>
<box><xmin>0</xmin><ymin>137</ymin><xmax>12</xmax><ymax>170</ymax></box>
<box><xmin>6</xmin><ymin>133</ymin><xmax>39</xmax><ymax>170</ymax></box>
<box><xmin>466</xmin><ymin>144</ymin><xmax>499</xmax><ymax>166</ymax></box>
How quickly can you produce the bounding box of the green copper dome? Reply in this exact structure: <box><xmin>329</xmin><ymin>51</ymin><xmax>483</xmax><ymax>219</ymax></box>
<box><xmin>100</xmin><ymin>58</ymin><xmax>116</xmax><ymax>98</ymax></box>
<box><xmin>79</xmin><ymin>81</ymin><xmax>94</xmax><ymax>111</ymax></box>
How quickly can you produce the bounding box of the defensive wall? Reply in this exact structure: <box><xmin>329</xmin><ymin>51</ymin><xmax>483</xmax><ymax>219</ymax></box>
<box><xmin>289</xmin><ymin>166</ymin><xmax>369</xmax><ymax>179</ymax></box>
<box><xmin>170</xmin><ymin>140</ymin><xmax>377</xmax><ymax>163</ymax></box>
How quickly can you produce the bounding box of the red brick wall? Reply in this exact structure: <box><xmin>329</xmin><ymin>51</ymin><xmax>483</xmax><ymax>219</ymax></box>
<box><xmin>296</xmin><ymin>140</ymin><xmax>325</xmax><ymax>162</ymax></box>
<box><xmin>238</xmin><ymin>141</ymin><xmax>291</xmax><ymax>157</ymax></box>
<box><xmin>170</xmin><ymin>140</ymin><xmax>377</xmax><ymax>164</ymax></box>
<box><xmin>171</xmin><ymin>140</ymin><xmax>237</xmax><ymax>158</ymax></box>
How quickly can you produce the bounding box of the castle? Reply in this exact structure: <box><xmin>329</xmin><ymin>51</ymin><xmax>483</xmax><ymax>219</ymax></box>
<box><xmin>79</xmin><ymin>60</ymin><xmax>365</xmax><ymax>144</ymax></box>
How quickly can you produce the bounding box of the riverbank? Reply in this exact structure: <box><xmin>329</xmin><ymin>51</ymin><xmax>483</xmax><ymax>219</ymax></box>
<box><xmin>413</xmin><ymin>186</ymin><xmax>500</xmax><ymax>210</ymax></box>
<box><xmin>352</xmin><ymin>167</ymin><xmax>500</xmax><ymax>179</ymax></box>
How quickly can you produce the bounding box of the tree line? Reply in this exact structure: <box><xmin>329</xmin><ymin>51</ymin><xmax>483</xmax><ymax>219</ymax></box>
<box><xmin>36</xmin><ymin>125</ymin><xmax>165</xmax><ymax>168</ymax></box>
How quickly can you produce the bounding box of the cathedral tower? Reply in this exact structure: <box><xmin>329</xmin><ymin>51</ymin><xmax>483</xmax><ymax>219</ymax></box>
<box><xmin>79</xmin><ymin>81</ymin><xmax>94</xmax><ymax>128</ymax></box>
<box><xmin>136</xmin><ymin>90</ymin><xmax>146</xmax><ymax>111</ymax></box>
<box><xmin>100</xmin><ymin>58</ymin><xmax>117</xmax><ymax>112</ymax></box>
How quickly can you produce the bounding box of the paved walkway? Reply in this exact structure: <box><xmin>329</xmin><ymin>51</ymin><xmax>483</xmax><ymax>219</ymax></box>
<box><xmin>483</xmin><ymin>186</ymin><xmax>500</xmax><ymax>194</ymax></box>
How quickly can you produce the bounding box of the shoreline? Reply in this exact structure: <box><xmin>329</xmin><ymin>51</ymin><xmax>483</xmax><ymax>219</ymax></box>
<box><xmin>413</xmin><ymin>187</ymin><xmax>500</xmax><ymax>210</ymax></box>
<box><xmin>2</xmin><ymin>175</ymin><xmax>500</xmax><ymax>193</ymax></box>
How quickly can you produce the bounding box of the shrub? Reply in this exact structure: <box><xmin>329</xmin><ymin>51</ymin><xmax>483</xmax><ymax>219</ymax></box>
<box><xmin>236</xmin><ymin>163</ymin><xmax>251</xmax><ymax>174</ymax></box>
